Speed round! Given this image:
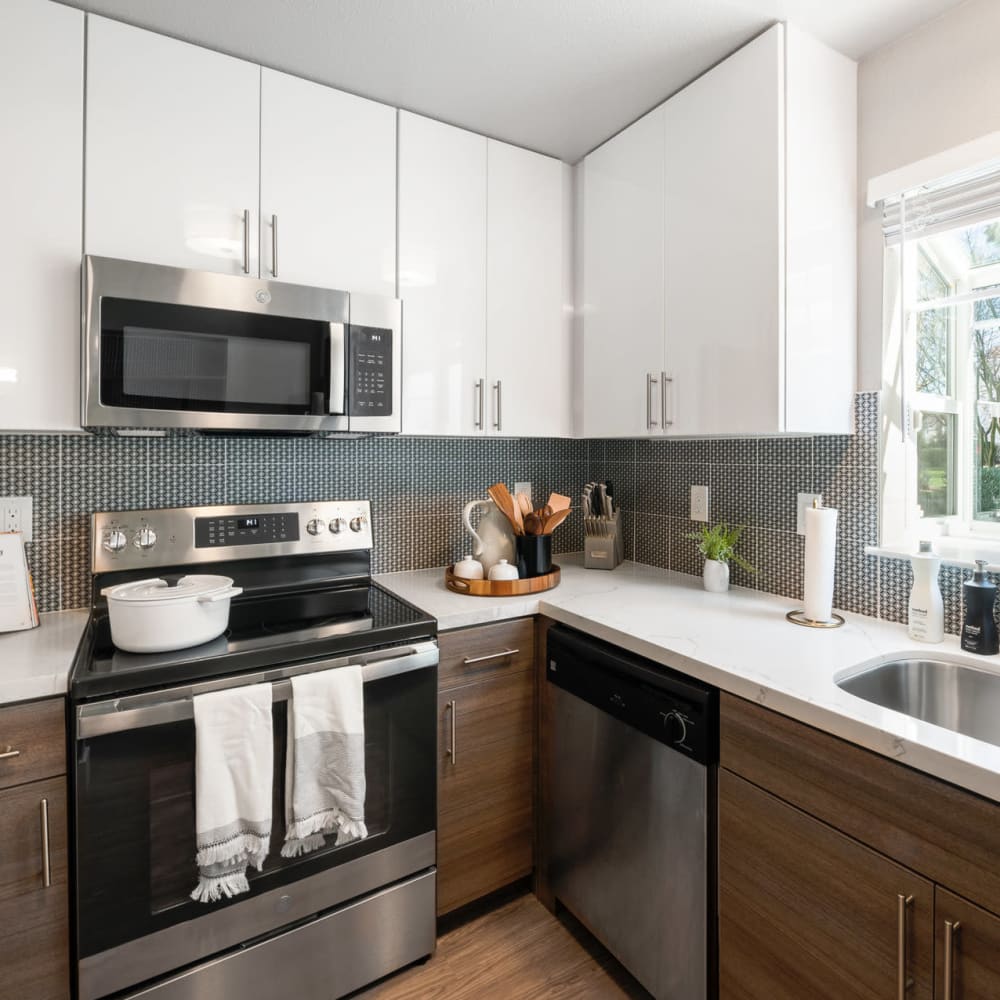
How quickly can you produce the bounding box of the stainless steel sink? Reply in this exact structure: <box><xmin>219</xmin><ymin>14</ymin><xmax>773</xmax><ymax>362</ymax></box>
<box><xmin>836</xmin><ymin>657</ymin><xmax>1000</xmax><ymax>747</ymax></box>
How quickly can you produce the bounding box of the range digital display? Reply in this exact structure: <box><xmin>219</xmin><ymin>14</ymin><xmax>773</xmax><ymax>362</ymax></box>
<box><xmin>194</xmin><ymin>512</ymin><xmax>300</xmax><ymax>548</ymax></box>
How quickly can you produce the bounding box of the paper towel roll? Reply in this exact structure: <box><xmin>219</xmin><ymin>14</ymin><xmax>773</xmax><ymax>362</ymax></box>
<box><xmin>803</xmin><ymin>505</ymin><xmax>838</xmax><ymax>623</ymax></box>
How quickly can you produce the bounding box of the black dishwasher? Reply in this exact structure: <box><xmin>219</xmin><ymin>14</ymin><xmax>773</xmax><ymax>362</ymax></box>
<box><xmin>546</xmin><ymin>624</ymin><xmax>718</xmax><ymax>1000</ymax></box>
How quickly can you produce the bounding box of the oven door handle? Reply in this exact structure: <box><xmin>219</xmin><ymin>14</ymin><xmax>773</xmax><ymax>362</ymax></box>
<box><xmin>76</xmin><ymin>641</ymin><xmax>438</xmax><ymax>740</ymax></box>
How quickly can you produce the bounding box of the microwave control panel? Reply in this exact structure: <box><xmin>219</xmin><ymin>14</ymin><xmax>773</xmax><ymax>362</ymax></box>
<box><xmin>348</xmin><ymin>325</ymin><xmax>392</xmax><ymax>416</ymax></box>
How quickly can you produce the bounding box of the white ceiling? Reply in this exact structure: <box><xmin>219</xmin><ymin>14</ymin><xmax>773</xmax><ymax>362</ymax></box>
<box><xmin>60</xmin><ymin>0</ymin><xmax>968</xmax><ymax>162</ymax></box>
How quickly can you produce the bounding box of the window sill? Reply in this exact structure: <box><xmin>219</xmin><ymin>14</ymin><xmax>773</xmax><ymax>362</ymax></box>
<box><xmin>866</xmin><ymin>542</ymin><xmax>1000</xmax><ymax>572</ymax></box>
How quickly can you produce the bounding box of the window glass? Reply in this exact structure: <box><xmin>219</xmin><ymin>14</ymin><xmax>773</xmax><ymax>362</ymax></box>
<box><xmin>916</xmin><ymin>251</ymin><xmax>951</xmax><ymax>396</ymax></box>
<box><xmin>916</xmin><ymin>412</ymin><xmax>956</xmax><ymax>518</ymax></box>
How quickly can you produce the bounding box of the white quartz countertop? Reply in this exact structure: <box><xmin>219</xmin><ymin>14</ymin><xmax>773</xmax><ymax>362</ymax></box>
<box><xmin>0</xmin><ymin>609</ymin><xmax>88</xmax><ymax>706</ymax></box>
<box><xmin>377</xmin><ymin>554</ymin><xmax>1000</xmax><ymax>804</ymax></box>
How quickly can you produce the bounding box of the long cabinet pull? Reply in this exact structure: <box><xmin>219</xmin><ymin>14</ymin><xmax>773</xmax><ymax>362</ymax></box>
<box><xmin>40</xmin><ymin>798</ymin><xmax>51</xmax><ymax>889</ymax></box>
<box><xmin>897</xmin><ymin>894</ymin><xmax>914</xmax><ymax>1000</ymax></box>
<box><xmin>646</xmin><ymin>373</ymin><xmax>659</xmax><ymax>430</ymax></box>
<box><xmin>445</xmin><ymin>700</ymin><xmax>457</xmax><ymax>765</ymax></box>
<box><xmin>242</xmin><ymin>208</ymin><xmax>251</xmax><ymax>274</ymax></box>
<box><xmin>474</xmin><ymin>379</ymin><xmax>485</xmax><ymax>430</ymax></box>
<box><xmin>493</xmin><ymin>380</ymin><xmax>502</xmax><ymax>432</ymax></box>
<box><xmin>271</xmin><ymin>214</ymin><xmax>278</xmax><ymax>277</ymax></box>
<box><xmin>661</xmin><ymin>372</ymin><xmax>673</xmax><ymax>428</ymax></box>
<box><xmin>0</xmin><ymin>746</ymin><xmax>21</xmax><ymax>761</ymax></box>
<box><xmin>943</xmin><ymin>919</ymin><xmax>961</xmax><ymax>1000</ymax></box>
<box><xmin>462</xmin><ymin>648</ymin><xmax>520</xmax><ymax>666</ymax></box>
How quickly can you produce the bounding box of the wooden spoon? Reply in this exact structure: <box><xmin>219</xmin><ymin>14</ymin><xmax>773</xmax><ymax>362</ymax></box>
<box><xmin>542</xmin><ymin>507</ymin><xmax>572</xmax><ymax>534</ymax></box>
<box><xmin>487</xmin><ymin>482</ymin><xmax>522</xmax><ymax>536</ymax></box>
<box><xmin>516</xmin><ymin>493</ymin><xmax>533</xmax><ymax>518</ymax></box>
<box><xmin>523</xmin><ymin>512</ymin><xmax>544</xmax><ymax>536</ymax></box>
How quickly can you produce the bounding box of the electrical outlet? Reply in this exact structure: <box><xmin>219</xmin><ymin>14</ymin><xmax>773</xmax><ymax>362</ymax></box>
<box><xmin>690</xmin><ymin>484</ymin><xmax>709</xmax><ymax>522</ymax></box>
<box><xmin>513</xmin><ymin>482</ymin><xmax>532</xmax><ymax>503</ymax></box>
<box><xmin>797</xmin><ymin>493</ymin><xmax>821</xmax><ymax>535</ymax></box>
<box><xmin>0</xmin><ymin>496</ymin><xmax>33</xmax><ymax>541</ymax></box>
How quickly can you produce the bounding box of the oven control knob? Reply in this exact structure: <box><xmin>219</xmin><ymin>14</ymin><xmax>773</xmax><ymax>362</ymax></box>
<box><xmin>133</xmin><ymin>527</ymin><xmax>157</xmax><ymax>551</ymax></box>
<box><xmin>660</xmin><ymin>710</ymin><xmax>688</xmax><ymax>746</ymax></box>
<box><xmin>328</xmin><ymin>518</ymin><xmax>347</xmax><ymax>535</ymax></box>
<box><xmin>306</xmin><ymin>518</ymin><xmax>326</xmax><ymax>536</ymax></box>
<box><xmin>103</xmin><ymin>529</ymin><xmax>128</xmax><ymax>554</ymax></box>
<box><xmin>349</xmin><ymin>516</ymin><xmax>366</xmax><ymax>533</ymax></box>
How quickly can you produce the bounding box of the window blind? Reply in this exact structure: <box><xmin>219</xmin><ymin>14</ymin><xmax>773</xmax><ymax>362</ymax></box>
<box><xmin>882</xmin><ymin>162</ymin><xmax>1000</xmax><ymax>245</ymax></box>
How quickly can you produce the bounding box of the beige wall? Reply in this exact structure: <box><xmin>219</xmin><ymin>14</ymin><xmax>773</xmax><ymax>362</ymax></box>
<box><xmin>858</xmin><ymin>0</ymin><xmax>1000</xmax><ymax>390</ymax></box>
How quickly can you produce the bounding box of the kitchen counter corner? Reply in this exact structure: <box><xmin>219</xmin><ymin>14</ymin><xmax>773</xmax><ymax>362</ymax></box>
<box><xmin>0</xmin><ymin>608</ymin><xmax>88</xmax><ymax>706</ymax></box>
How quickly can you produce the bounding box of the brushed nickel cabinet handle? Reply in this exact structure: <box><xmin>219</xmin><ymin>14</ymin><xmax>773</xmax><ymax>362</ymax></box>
<box><xmin>493</xmin><ymin>380</ymin><xmax>502</xmax><ymax>432</ymax></box>
<box><xmin>462</xmin><ymin>648</ymin><xmax>520</xmax><ymax>666</ymax></box>
<box><xmin>40</xmin><ymin>798</ymin><xmax>51</xmax><ymax>889</ymax></box>
<box><xmin>646</xmin><ymin>373</ymin><xmax>659</xmax><ymax>430</ymax></box>
<box><xmin>271</xmin><ymin>213</ymin><xmax>278</xmax><ymax>277</ymax></box>
<box><xmin>661</xmin><ymin>372</ymin><xmax>673</xmax><ymax>428</ymax></box>
<box><xmin>445</xmin><ymin>700</ymin><xmax>457</xmax><ymax>766</ymax></box>
<box><xmin>943</xmin><ymin>919</ymin><xmax>961</xmax><ymax>1000</ymax></box>
<box><xmin>897</xmin><ymin>894</ymin><xmax>914</xmax><ymax>1000</ymax></box>
<box><xmin>0</xmin><ymin>746</ymin><xmax>21</xmax><ymax>761</ymax></box>
<box><xmin>474</xmin><ymin>379</ymin><xmax>485</xmax><ymax>430</ymax></box>
<box><xmin>242</xmin><ymin>208</ymin><xmax>251</xmax><ymax>274</ymax></box>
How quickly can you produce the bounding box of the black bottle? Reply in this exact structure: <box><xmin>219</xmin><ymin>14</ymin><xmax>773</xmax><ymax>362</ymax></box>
<box><xmin>961</xmin><ymin>559</ymin><xmax>999</xmax><ymax>655</ymax></box>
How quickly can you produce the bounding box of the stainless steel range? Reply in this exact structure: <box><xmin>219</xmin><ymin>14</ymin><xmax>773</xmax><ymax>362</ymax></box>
<box><xmin>69</xmin><ymin>501</ymin><xmax>438</xmax><ymax>1000</ymax></box>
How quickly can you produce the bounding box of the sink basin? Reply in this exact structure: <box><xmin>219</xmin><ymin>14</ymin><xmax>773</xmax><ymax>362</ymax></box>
<box><xmin>836</xmin><ymin>657</ymin><xmax>1000</xmax><ymax>748</ymax></box>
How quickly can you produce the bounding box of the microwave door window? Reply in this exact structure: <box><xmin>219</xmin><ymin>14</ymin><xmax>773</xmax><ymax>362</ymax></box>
<box><xmin>122</xmin><ymin>327</ymin><xmax>311</xmax><ymax>409</ymax></box>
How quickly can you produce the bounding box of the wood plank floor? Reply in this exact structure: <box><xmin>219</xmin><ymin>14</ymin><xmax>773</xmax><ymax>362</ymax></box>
<box><xmin>357</xmin><ymin>891</ymin><xmax>649</xmax><ymax>999</ymax></box>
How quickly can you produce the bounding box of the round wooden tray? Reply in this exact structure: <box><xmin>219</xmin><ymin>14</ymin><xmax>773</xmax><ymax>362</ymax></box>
<box><xmin>445</xmin><ymin>564</ymin><xmax>561</xmax><ymax>597</ymax></box>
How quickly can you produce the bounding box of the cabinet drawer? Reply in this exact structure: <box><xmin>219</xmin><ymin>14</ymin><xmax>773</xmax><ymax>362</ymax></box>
<box><xmin>720</xmin><ymin>693</ymin><xmax>1000</xmax><ymax>917</ymax></box>
<box><xmin>0</xmin><ymin>699</ymin><xmax>66</xmax><ymax>791</ymax></box>
<box><xmin>438</xmin><ymin>619</ymin><xmax>535</xmax><ymax>690</ymax></box>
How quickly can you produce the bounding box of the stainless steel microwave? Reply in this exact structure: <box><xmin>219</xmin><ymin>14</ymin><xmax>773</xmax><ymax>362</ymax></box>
<box><xmin>82</xmin><ymin>256</ymin><xmax>401</xmax><ymax>434</ymax></box>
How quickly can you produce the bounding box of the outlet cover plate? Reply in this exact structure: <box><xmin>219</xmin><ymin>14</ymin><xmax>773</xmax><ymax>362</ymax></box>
<box><xmin>513</xmin><ymin>482</ymin><xmax>532</xmax><ymax>504</ymax></box>
<box><xmin>797</xmin><ymin>493</ymin><xmax>821</xmax><ymax>535</ymax></box>
<box><xmin>1</xmin><ymin>496</ymin><xmax>33</xmax><ymax>542</ymax></box>
<box><xmin>690</xmin><ymin>484</ymin><xmax>709</xmax><ymax>522</ymax></box>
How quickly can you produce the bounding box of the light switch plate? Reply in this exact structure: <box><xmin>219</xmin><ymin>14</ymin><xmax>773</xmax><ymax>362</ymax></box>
<box><xmin>797</xmin><ymin>493</ymin><xmax>821</xmax><ymax>535</ymax></box>
<box><xmin>690</xmin><ymin>484</ymin><xmax>709</xmax><ymax>522</ymax></box>
<box><xmin>1</xmin><ymin>496</ymin><xmax>33</xmax><ymax>542</ymax></box>
<box><xmin>513</xmin><ymin>482</ymin><xmax>532</xmax><ymax>503</ymax></box>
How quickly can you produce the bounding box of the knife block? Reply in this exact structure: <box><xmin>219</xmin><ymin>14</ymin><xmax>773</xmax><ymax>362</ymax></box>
<box><xmin>584</xmin><ymin>510</ymin><xmax>624</xmax><ymax>570</ymax></box>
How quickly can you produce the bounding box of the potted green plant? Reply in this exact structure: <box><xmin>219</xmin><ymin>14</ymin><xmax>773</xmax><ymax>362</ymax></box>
<box><xmin>685</xmin><ymin>522</ymin><xmax>755</xmax><ymax>593</ymax></box>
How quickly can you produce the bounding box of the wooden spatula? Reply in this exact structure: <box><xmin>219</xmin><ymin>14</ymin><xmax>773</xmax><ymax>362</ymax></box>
<box><xmin>487</xmin><ymin>482</ymin><xmax>522</xmax><ymax>536</ymax></box>
<box><xmin>547</xmin><ymin>493</ymin><xmax>572</xmax><ymax>513</ymax></box>
<box><xmin>542</xmin><ymin>507</ymin><xmax>572</xmax><ymax>534</ymax></box>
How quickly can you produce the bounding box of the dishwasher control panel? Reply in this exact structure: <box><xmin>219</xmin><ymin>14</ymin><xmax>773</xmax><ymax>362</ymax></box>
<box><xmin>546</xmin><ymin>624</ymin><xmax>718</xmax><ymax>766</ymax></box>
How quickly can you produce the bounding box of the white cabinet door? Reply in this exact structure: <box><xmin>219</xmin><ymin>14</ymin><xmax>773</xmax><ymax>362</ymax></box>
<box><xmin>398</xmin><ymin>112</ymin><xmax>487</xmax><ymax>436</ymax></box>
<box><xmin>0</xmin><ymin>0</ymin><xmax>83</xmax><ymax>432</ymax></box>
<box><xmin>486</xmin><ymin>141</ymin><xmax>571</xmax><ymax>437</ymax></box>
<box><xmin>663</xmin><ymin>25</ymin><xmax>783</xmax><ymax>437</ymax></box>
<box><xmin>85</xmin><ymin>16</ymin><xmax>260</xmax><ymax>276</ymax></box>
<box><xmin>580</xmin><ymin>107</ymin><xmax>666</xmax><ymax>437</ymax></box>
<box><xmin>260</xmin><ymin>69</ymin><xmax>395</xmax><ymax>295</ymax></box>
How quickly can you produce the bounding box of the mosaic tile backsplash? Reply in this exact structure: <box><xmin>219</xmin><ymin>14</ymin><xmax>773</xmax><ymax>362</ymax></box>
<box><xmin>0</xmin><ymin>391</ymin><xmax>976</xmax><ymax>635</ymax></box>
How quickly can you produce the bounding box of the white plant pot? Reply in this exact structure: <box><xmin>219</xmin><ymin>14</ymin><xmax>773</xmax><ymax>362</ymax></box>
<box><xmin>703</xmin><ymin>559</ymin><xmax>730</xmax><ymax>593</ymax></box>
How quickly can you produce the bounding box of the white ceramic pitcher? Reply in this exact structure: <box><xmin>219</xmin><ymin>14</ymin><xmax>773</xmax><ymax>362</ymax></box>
<box><xmin>462</xmin><ymin>499</ymin><xmax>515</xmax><ymax>575</ymax></box>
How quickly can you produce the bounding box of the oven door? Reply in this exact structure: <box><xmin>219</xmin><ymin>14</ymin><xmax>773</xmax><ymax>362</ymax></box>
<box><xmin>73</xmin><ymin>642</ymin><xmax>437</xmax><ymax>1000</ymax></box>
<box><xmin>83</xmin><ymin>255</ymin><xmax>351</xmax><ymax>433</ymax></box>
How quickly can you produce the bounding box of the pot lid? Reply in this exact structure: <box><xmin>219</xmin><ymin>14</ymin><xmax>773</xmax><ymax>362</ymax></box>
<box><xmin>102</xmin><ymin>574</ymin><xmax>236</xmax><ymax>604</ymax></box>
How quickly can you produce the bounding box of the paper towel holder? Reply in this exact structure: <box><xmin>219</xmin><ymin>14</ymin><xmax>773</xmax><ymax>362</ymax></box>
<box><xmin>785</xmin><ymin>609</ymin><xmax>845</xmax><ymax>629</ymax></box>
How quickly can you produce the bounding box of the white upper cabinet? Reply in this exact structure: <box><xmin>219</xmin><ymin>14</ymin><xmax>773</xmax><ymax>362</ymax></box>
<box><xmin>486</xmin><ymin>141</ymin><xmax>572</xmax><ymax>438</ymax></box>
<box><xmin>260</xmin><ymin>70</ymin><xmax>396</xmax><ymax>295</ymax></box>
<box><xmin>0</xmin><ymin>0</ymin><xmax>83</xmax><ymax>432</ymax></box>
<box><xmin>398</xmin><ymin>112</ymin><xmax>488</xmax><ymax>436</ymax></box>
<box><xmin>580</xmin><ymin>107</ymin><xmax>667</xmax><ymax>438</ymax></box>
<box><xmin>85</xmin><ymin>16</ymin><xmax>261</xmax><ymax>276</ymax></box>
<box><xmin>580</xmin><ymin>23</ymin><xmax>856</xmax><ymax>437</ymax></box>
<box><xmin>663</xmin><ymin>26</ymin><xmax>783</xmax><ymax>436</ymax></box>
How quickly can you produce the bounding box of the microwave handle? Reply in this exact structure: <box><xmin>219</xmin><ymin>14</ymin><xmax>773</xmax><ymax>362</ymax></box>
<box><xmin>328</xmin><ymin>323</ymin><xmax>347</xmax><ymax>415</ymax></box>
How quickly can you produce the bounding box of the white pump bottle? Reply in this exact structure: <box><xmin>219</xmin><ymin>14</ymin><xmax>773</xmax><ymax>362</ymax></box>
<box><xmin>908</xmin><ymin>540</ymin><xmax>944</xmax><ymax>643</ymax></box>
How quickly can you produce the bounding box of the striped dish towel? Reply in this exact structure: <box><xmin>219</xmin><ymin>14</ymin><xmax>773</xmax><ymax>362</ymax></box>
<box><xmin>282</xmin><ymin>665</ymin><xmax>368</xmax><ymax>857</ymax></box>
<box><xmin>190</xmin><ymin>684</ymin><xmax>274</xmax><ymax>903</ymax></box>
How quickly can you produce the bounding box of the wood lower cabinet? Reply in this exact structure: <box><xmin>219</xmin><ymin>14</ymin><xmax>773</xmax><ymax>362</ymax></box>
<box><xmin>0</xmin><ymin>775</ymin><xmax>69</xmax><ymax>1000</ymax></box>
<box><xmin>936</xmin><ymin>888</ymin><xmax>1000</xmax><ymax>1000</ymax></box>
<box><xmin>719</xmin><ymin>769</ymin><xmax>933</xmax><ymax>1000</ymax></box>
<box><xmin>436</xmin><ymin>620</ymin><xmax>535</xmax><ymax>915</ymax></box>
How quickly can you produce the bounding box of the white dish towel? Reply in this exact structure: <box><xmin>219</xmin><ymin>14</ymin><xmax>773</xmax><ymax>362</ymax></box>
<box><xmin>282</xmin><ymin>665</ymin><xmax>368</xmax><ymax>858</ymax></box>
<box><xmin>190</xmin><ymin>684</ymin><xmax>274</xmax><ymax>903</ymax></box>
